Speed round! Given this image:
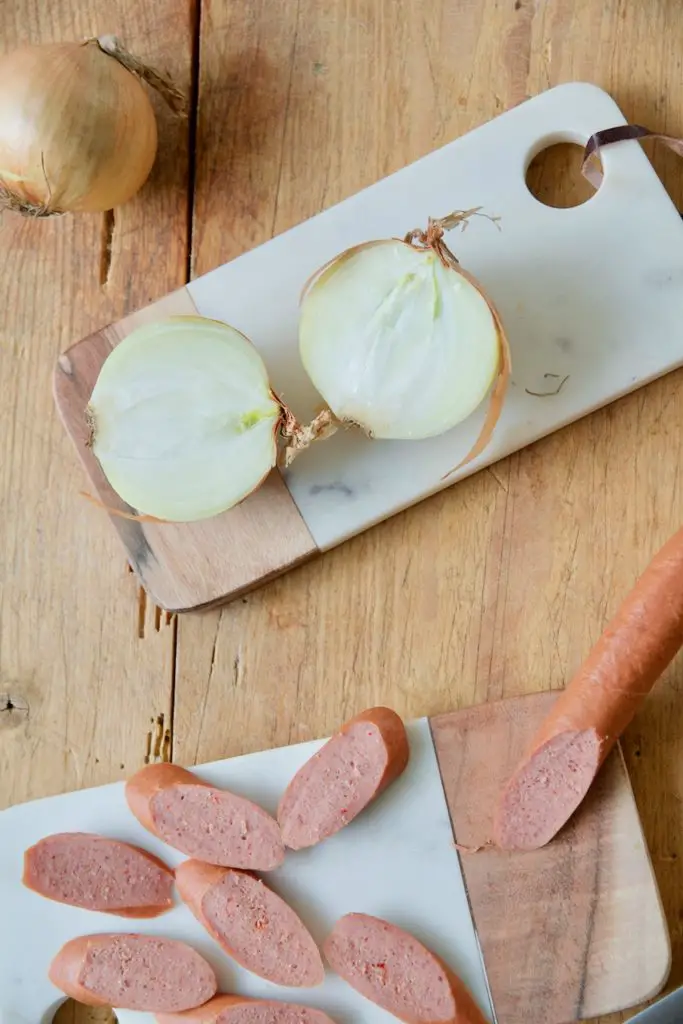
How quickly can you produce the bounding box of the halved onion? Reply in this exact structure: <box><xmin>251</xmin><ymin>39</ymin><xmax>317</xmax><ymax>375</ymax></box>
<box><xmin>299</xmin><ymin>211</ymin><xmax>510</xmax><ymax>465</ymax></box>
<box><xmin>87</xmin><ymin>316</ymin><xmax>331</xmax><ymax>522</ymax></box>
<box><xmin>86</xmin><ymin>213</ymin><xmax>509</xmax><ymax>525</ymax></box>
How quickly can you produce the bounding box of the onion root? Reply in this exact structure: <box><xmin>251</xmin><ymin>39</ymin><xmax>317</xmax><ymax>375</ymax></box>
<box><xmin>281</xmin><ymin>407</ymin><xmax>338</xmax><ymax>467</ymax></box>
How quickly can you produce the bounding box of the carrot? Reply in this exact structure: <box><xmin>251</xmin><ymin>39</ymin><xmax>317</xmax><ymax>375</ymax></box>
<box><xmin>494</xmin><ymin>525</ymin><xmax>683</xmax><ymax>851</ymax></box>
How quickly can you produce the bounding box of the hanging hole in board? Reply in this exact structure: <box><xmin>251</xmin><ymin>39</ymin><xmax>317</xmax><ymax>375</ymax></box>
<box><xmin>51</xmin><ymin>1000</ymin><xmax>118</xmax><ymax>1024</ymax></box>
<box><xmin>526</xmin><ymin>141</ymin><xmax>600</xmax><ymax>209</ymax></box>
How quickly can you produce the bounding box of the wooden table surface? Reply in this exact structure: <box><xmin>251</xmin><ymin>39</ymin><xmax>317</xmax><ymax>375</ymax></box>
<box><xmin>2</xmin><ymin>1</ymin><xmax>682</xmax><ymax>1022</ymax></box>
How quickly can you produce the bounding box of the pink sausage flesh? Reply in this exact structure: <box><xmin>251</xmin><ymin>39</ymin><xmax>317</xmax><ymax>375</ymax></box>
<box><xmin>156</xmin><ymin>995</ymin><xmax>337</xmax><ymax>1024</ymax></box>
<box><xmin>495</xmin><ymin>524</ymin><xmax>683</xmax><ymax>850</ymax></box>
<box><xmin>175</xmin><ymin>861</ymin><xmax>324</xmax><ymax>988</ymax></box>
<box><xmin>201</xmin><ymin>872</ymin><xmax>323</xmax><ymax>987</ymax></box>
<box><xmin>124</xmin><ymin>761</ymin><xmax>285</xmax><ymax>870</ymax></box>
<box><xmin>49</xmin><ymin>933</ymin><xmax>217</xmax><ymax>1012</ymax></box>
<box><xmin>278</xmin><ymin>707</ymin><xmax>409</xmax><ymax>850</ymax></box>
<box><xmin>151</xmin><ymin>786</ymin><xmax>284</xmax><ymax>868</ymax></box>
<box><xmin>323</xmin><ymin>913</ymin><xmax>487</xmax><ymax>1024</ymax></box>
<box><xmin>23</xmin><ymin>833</ymin><xmax>174</xmax><ymax>915</ymax></box>
<box><xmin>495</xmin><ymin>731</ymin><xmax>602</xmax><ymax>850</ymax></box>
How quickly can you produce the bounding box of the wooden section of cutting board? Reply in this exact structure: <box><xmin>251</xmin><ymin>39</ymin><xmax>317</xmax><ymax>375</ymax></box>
<box><xmin>431</xmin><ymin>692</ymin><xmax>671</xmax><ymax>1024</ymax></box>
<box><xmin>53</xmin><ymin>288</ymin><xmax>317</xmax><ymax>612</ymax></box>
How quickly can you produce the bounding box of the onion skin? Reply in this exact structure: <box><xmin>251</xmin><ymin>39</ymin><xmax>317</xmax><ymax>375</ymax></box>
<box><xmin>441</xmin><ymin>260</ymin><xmax>511</xmax><ymax>473</ymax></box>
<box><xmin>0</xmin><ymin>40</ymin><xmax>157</xmax><ymax>214</ymax></box>
<box><xmin>299</xmin><ymin>211</ymin><xmax>510</xmax><ymax>457</ymax></box>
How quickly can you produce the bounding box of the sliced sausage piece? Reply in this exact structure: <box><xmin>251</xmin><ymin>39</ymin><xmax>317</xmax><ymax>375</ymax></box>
<box><xmin>175</xmin><ymin>859</ymin><xmax>324</xmax><ymax>988</ymax></box>
<box><xmin>494</xmin><ymin>525</ymin><xmax>683</xmax><ymax>851</ymax></box>
<box><xmin>323</xmin><ymin>913</ymin><xmax>486</xmax><ymax>1024</ymax></box>
<box><xmin>23</xmin><ymin>832</ymin><xmax>174</xmax><ymax>916</ymax></box>
<box><xmin>277</xmin><ymin>707</ymin><xmax>409</xmax><ymax>850</ymax></box>
<box><xmin>125</xmin><ymin>762</ymin><xmax>285</xmax><ymax>870</ymax></box>
<box><xmin>155</xmin><ymin>994</ymin><xmax>337</xmax><ymax>1024</ymax></box>
<box><xmin>48</xmin><ymin>933</ymin><xmax>217</xmax><ymax>1012</ymax></box>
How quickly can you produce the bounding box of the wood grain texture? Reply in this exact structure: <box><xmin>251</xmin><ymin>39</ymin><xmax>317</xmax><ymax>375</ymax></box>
<box><xmin>431</xmin><ymin>693</ymin><xmax>670</xmax><ymax>1024</ymax></box>
<box><xmin>4</xmin><ymin>1</ymin><xmax>683</xmax><ymax>1024</ymax></box>
<box><xmin>54</xmin><ymin>288</ymin><xmax>317</xmax><ymax>611</ymax></box>
<box><xmin>0</xmin><ymin>3</ymin><xmax>192</xmax><ymax>1023</ymax></box>
<box><xmin>176</xmin><ymin>7</ymin><xmax>683</xmax><ymax>1024</ymax></box>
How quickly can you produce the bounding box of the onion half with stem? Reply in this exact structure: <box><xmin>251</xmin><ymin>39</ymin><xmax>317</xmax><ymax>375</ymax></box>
<box><xmin>86</xmin><ymin>316</ymin><xmax>334</xmax><ymax>522</ymax></box>
<box><xmin>299</xmin><ymin>209</ymin><xmax>511</xmax><ymax>469</ymax></box>
<box><xmin>86</xmin><ymin>212</ymin><xmax>509</xmax><ymax>525</ymax></box>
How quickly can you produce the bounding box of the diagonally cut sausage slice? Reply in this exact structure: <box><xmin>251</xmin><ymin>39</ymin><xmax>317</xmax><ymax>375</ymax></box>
<box><xmin>125</xmin><ymin>762</ymin><xmax>285</xmax><ymax>870</ymax></box>
<box><xmin>175</xmin><ymin>860</ymin><xmax>324</xmax><ymax>988</ymax></box>
<box><xmin>323</xmin><ymin>913</ymin><xmax>487</xmax><ymax>1024</ymax></box>
<box><xmin>23</xmin><ymin>832</ymin><xmax>174</xmax><ymax>916</ymax></box>
<box><xmin>48</xmin><ymin>933</ymin><xmax>217</xmax><ymax>1012</ymax></box>
<box><xmin>495</xmin><ymin>525</ymin><xmax>683</xmax><ymax>851</ymax></box>
<box><xmin>155</xmin><ymin>994</ymin><xmax>337</xmax><ymax>1024</ymax></box>
<box><xmin>277</xmin><ymin>706</ymin><xmax>409</xmax><ymax>850</ymax></box>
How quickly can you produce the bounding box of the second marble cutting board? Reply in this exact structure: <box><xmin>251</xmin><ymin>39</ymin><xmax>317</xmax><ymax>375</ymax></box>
<box><xmin>0</xmin><ymin>693</ymin><xmax>669</xmax><ymax>1024</ymax></box>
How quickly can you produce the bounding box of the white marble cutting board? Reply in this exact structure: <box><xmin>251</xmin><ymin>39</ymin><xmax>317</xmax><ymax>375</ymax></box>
<box><xmin>0</xmin><ymin>720</ymin><xmax>492</xmax><ymax>1024</ymax></box>
<box><xmin>187</xmin><ymin>80</ymin><xmax>683</xmax><ymax>549</ymax></box>
<box><xmin>55</xmin><ymin>80</ymin><xmax>683</xmax><ymax>612</ymax></box>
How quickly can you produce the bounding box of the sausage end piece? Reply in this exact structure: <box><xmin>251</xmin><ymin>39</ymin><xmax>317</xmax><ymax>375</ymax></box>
<box><xmin>495</xmin><ymin>525</ymin><xmax>683</xmax><ymax>850</ymax></box>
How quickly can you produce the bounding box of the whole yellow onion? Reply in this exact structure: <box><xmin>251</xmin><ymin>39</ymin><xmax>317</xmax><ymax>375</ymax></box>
<box><xmin>0</xmin><ymin>36</ymin><xmax>184</xmax><ymax>215</ymax></box>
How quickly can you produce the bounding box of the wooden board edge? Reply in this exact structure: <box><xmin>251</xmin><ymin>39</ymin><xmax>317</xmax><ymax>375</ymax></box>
<box><xmin>52</xmin><ymin>290</ymin><xmax>320</xmax><ymax>612</ymax></box>
<box><xmin>429</xmin><ymin>693</ymin><xmax>671</xmax><ymax>1024</ymax></box>
<box><xmin>53</xmin><ymin>285</ymin><xmax>198</xmax><ymax>414</ymax></box>
<box><xmin>593</xmin><ymin>743</ymin><xmax>673</xmax><ymax>1015</ymax></box>
<box><xmin>167</xmin><ymin>544</ymin><xmax>319</xmax><ymax>613</ymax></box>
